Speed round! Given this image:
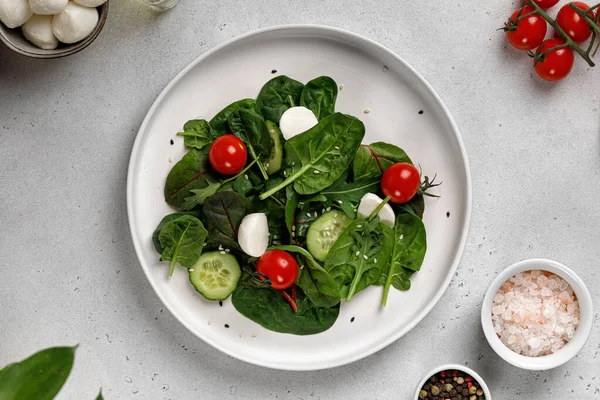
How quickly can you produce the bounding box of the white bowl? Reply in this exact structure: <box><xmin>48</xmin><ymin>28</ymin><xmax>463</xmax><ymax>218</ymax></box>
<box><xmin>481</xmin><ymin>259</ymin><xmax>593</xmax><ymax>370</ymax></box>
<box><xmin>413</xmin><ymin>364</ymin><xmax>492</xmax><ymax>400</ymax></box>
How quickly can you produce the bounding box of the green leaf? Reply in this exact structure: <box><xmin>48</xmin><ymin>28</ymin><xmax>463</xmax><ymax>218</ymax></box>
<box><xmin>300</xmin><ymin>76</ymin><xmax>338</xmax><ymax>120</ymax></box>
<box><xmin>152</xmin><ymin>211</ymin><xmax>202</xmax><ymax>254</ymax></box>
<box><xmin>176</xmin><ymin>119</ymin><xmax>213</xmax><ymax>149</ymax></box>
<box><xmin>256</xmin><ymin>76</ymin><xmax>305</xmax><ymax>123</ymax></box>
<box><xmin>201</xmin><ymin>191</ymin><xmax>253</xmax><ymax>251</ymax></box>
<box><xmin>209</xmin><ymin>99</ymin><xmax>257</xmax><ymax>136</ymax></box>
<box><xmin>0</xmin><ymin>346</ymin><xmax>76</xmax><ymax>400</ymax></box>
<box><xmin>228</xmin><ymin>109</ymin><xmax>274</xmax><ymax>179</ymax></box>
<box><xmin>231</xmin><ymin>286</ymin><xmax>339</xmax><ymax>335</ymax></box>
<box><xmin>319</xmin><ymin>171</ymin><xmax>381</xmax><ymax>218</ymax></box>
<box><xmin>179</xmin><ymin>182</ymin><xmax>221</xmax><ymax>211</ymax></box>
<box><xmin>380</xmin><ymin>212</ymin><xmax>426</xmax><ymax>306</ymax></box>
<box><xmin>285</xmin><ymin>187</ymin><xmax>299</xmax><ymax>235</ymax></box>
<box><xmin>296</xmin><ymin>267</ymin><xmax>340</xmax><ymax>308</ymax></box>
<box><xmin>164</xmin><ymin>148</ymin><xmax>219</xmax><ymax>208</ymax></box>
<box><xmin>352</xmin><ymin>142</ymin><xmax>412</xmax><ymax>179</ymax></box>
<box><xmin>96</xmin><ymin>391</ymin><xmax>104</xmax><ymax>400</ymax></box>
<box><xmin>158</xmin><ymin>215</ymin><xmax>208</xmax><ymax>276</ymax></box>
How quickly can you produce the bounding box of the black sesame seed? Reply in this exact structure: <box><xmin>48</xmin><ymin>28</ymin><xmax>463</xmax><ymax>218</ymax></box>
<box><xmin>219</xmin><ymin>301</ymin><xmax>223</xmax><ymax>307</ymax></box>
<box><xmin>446</xmin><ymin>211</ymin><xmax>450</xmax><ymax>218</ymax></box>
<box><xmin>418</xmin><ymin>110</ymin><xmax>424</xmax><ymax>115</ymax></box>
<box><xmin>224</xmin><ymin>324</ymin><xmax>229</xmax><ymax>328</ymax></box>
<box><xmin>271</xmin><ymin>69</ymin><xmax>277</xmax><ymax>74</ymax></box>
<box><xmin>170</xmin><ymin>139</ymin><xmax>174</xmax><ymax>145</ymax></box>
<box><xmin>350</xmin><ymin>317</ymin><xmax>355</xmax><ymax>322</ymax></box>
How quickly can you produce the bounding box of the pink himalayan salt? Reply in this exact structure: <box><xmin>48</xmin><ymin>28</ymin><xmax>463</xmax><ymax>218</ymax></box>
<box><xmin>491</xmin><ymin>269</ymin><xmax>579</xmax><ymax>357</ymax></box>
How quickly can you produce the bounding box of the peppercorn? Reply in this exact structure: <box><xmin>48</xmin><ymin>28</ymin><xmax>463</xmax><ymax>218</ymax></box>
<box><xmin>477</xmin><ymin>389</ymin><xmax>484</xmax><ymax>396</ymax></box>
<box><xmin>419</xmin><ymin>389</ymin><xmax>427</xmax><ymax>399</ymax></box>
<box><xmin>432</xmin><ymin>385</ymin><xmax>441</xmax><ymax>395</ymax></box>
<box><xmin>457</xmin><ymin>377</ymin><xmax>465</xmax><ymax>384</ymax></box>
<box><xmin>469</xmin><ymin>386</ymin><xmax>477</xmax><ymax>395</ymax></box>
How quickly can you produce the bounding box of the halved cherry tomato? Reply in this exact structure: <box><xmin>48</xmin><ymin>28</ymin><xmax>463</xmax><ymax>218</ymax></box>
<box><xmin>505</xmin><ymin>6</ymin><xmax>548</xmax><ymax>50</ymax></box>
<box><xmin>532</xmin><ymin>0</ymin><xmax>560</xmax><ymax>9</ymax></box>
<box><xmin>534</xmin><ymin>38</ymin><xmax>575</xmax><ymax>81</ymax></box>
<box><xmin>556</xmin><ymin>2</ymin><xmax>594</xmax><ymax>43</ymax></box>
<box><xmin>256</xmin><ymin>250</ymin><xmax>299</xmax><ymax>290</ymax></box>
<box><xmin>209</xmin><ymin>134</ymin><xmax>247</xmax><ymax>175</ymax></box>
<box><xmin>381</xmin><ymin>162</ymin><xmax>421</xmax><ymax>204</ymax></box>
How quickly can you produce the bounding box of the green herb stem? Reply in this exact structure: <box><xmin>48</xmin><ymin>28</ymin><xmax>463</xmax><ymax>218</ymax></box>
<box><xmin>259</xmin><ymin>165</ymin><xmax>310</xmax><ymax>200</ymax></box>
<box><xmin>367</xmin><ymin>195</ymin><xmax>392</xmax><ymax>222</ymax></box>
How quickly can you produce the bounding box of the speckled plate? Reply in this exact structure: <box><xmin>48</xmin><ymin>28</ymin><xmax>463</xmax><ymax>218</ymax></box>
<box><xmin>127</xmin><ymin>25</ymin><xmax>471</xmax><ymax>371</ymax></box>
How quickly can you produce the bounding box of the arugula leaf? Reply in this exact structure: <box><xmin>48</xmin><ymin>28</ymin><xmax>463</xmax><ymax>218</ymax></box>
<box><xmin>256</xmin><ymin>75</ymin><xmax>304</xmax><ymax>123</ymax></box>
<box><xmin>228</xmin><ymin>109</ymin><xmax>273</xmax><ymax>180</ymax></box>
<box><xmin>152</xmin><ymin>211</ymin><xmax>202</xmax><ymax>253</ymax></box>
<box><xmin>352</xmin><ymin>142</ymin><xmax>412</xmax><ymax>179</ymax></box>
<box><xmin>164</xmin><ymin>148</ymin><xmax>218</xmax><ymax>208</ymax></box>
<box><xmin>0</xmin><ymin>346</ymin><xmax>76</xmax><ymax>400</ymax></box>
<box><xmin>260</xmin><ymin>113</ymin><xmax>365</xmax><ymax>199</ymax></box>
<box><xmin>231</xmin><ymin>286</ymin><xmax>340</xmax><ymax>335</ymax></box>
<box><xmin>300</xmin><ymin>76</ymin><xmax>338</xmax><ymax>120</ymax></box>
<box><xmin>158</xmin><ymin>215</ymin><xmax>208</xmax><ymax>276</ymax></box>
<box><xmin>380</xmin><ymin>211</ymin><xmax>427</xmax><ymax>306</ymax></box>
<box><xmin>209</xmin><ymin>98</ymin><xmax>256</xmax><ymax>136</ymax></box>
<box><xmin>179</xmin><ymin>183</ymin><xmax>221</xmax><ymax>211</ymax></box>
<box><xmin>176</xmin><ymin>119</ymin><xmax>213</xmax><ymax>149</ymax></box>
<box><xmin>201</xmin><ymin>191</ymin><xmax>253</xmax><ymax>251</ymax></box>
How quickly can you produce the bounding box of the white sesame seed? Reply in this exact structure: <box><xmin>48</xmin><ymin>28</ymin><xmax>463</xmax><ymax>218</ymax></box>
<box><xmin>220</xmin><ymin>251</ymin><xmax>226</xmax><ymax>255</ymax></box>
<box><xmin>314</xmin><ymin>170</ymin><xmax>320</xmax><ymax>174</ymax></box>
<box><xmin>225</xmin><ymin>249</ymin><xmax>230</xmax><ymax>253</ymax></box>
<box><xmin>314</xmin><ymin>211</ymin><xmax>318</xmax><ymax>217</ymax></box>
<box><xmin>335</xmin><ymin>146</ymin><xmax>340</xmax><ymax>150</ymax></box>
<box><xmin>265</xmin><ymin>163</ymin><xmax>270</xmax><ymax>168</ymax></box>
<box><xmin>363</xmin><ymin>254</ymin><xmax>368</xmax><ymax>260</ymax></box>
<box><xmin>374</xmin><ymin>258</ymin><xmax>378</xmax><ymax>264</ymax></box>
<box><xmin>252</xmin><ymin>333</ymin><xmax>257</xmax><ymax>337</ymax></box>
<box><xmin>292</xmin><ymin>232</ymin><xmax>296</xmax><ymax>237</ymax></box>
<box><xmin>272</xmin><ymin>241</ymin><xmax>280</xmax><ymax>245</ymax></box>
<box><xmin>364</xmin><ymin>108</ymin><xmax>371</xmax><ymax>114</ymax></box>
<box><xmin>273</xmin><ymin>235</ymin><xmax>278</xmax><ymax>239</ymax></box>
<box><xmin>284</xmin><ymin>170</ymin><xmax>287</xmax><ymax>176</ymax></box>
<box><xmin>292</xmin><ymin>226</ymin><xmax>296</xmax><ymax>231</ymax></box>
<box><xmin>300</xmin><ymin>265</ymin><xmax>305</xmax><ymax>270</ymax></box>
<box><xmin>339</xmin><ymin>84</ymin><xmax>344</xmax><ymax>91</ymax></box>
<box><xmin>168</xmin><ymin>156</ymin><xmax>172</xmax><ymax>163</ymax></box>
<box><xmin>306</xmin><ymin>212</ymin><xmax>311</xmax><ymax>217</ymax></box>
<box><xmin>299</xmin><ymin>202</ymin><xmax>304</xmax><ymax>206</ymax></box>
<box><xmin>203</xmin><ymin>242</ymin><xmax>208</xmax><ymax>247</ymax></box>
<box><xmin>189</xmin><ymin>269</ymin><xmax>195</xmax><ymax>272</ymax></box>
<box><xmin>218</xmin><ymin>245</ymin><xmax>223</xmax><ymax>250</ymax></box>
<box><xmin>355</xmin><ymin>251</ymin><xmax>360</xmax><ymax>256</ymax></box>
<box><xmin>321</xmin><ymin>209</ymin><xmax>326</xmax><ymax>214</ymax></box>
<box><xmin>399</xmin><ymin>234</ymin><xmax>404</xmax><ymax>240</ymax></box>
<box><xmin>244</xmin><ymin>174</ymin><xmax>249</xmax><ymax>180</ymax></box>
<box><xmin>326</xmin><ymin>207</ymin><xmax>331</xmax><ymax>212</ymax></box>
<box><xmin>337</xmin><ymin>200</ymin><xmax>343</xmax><ymax>204</ymax></box>
<box><xmin>356</xmin><ymin>224</ymin><xmax>362</xmax><ymax>228</ymax></box>
<box><xmin>292</xmin><ymin>162</ymin><xmax>295</xmax><ymax>166</ymax></box>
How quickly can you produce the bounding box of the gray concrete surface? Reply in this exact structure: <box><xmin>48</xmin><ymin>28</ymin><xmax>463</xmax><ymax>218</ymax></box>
<box><xmin>1</xmin><ymin>0</ymin><xmax>599</xmax><ymax>398</ymax></box>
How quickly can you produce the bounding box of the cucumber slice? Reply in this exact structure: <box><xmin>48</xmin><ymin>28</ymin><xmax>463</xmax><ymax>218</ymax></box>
<box><xmin>265</xmin><ymin>120</ymin><xmax>283</xmax><ymax>175</ymax></box>
<box><xmin>306</xmin><ymin>210</ymin><xmax>352</xmax><ymax>262</ymax></box>
<box><xmin>189</xmin><ymin>251</ymin><xmax>241</xmax><ymax>300</ymax></box>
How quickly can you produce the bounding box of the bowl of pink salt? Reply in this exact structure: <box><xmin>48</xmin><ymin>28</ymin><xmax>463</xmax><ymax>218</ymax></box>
<box><xmin>481</xmin><ymin>259</ymin><xmax>593</xmax><ymax>370</ymax></box>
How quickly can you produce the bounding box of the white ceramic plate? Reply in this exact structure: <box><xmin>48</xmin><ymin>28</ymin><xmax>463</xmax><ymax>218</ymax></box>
<box><xmin>127</xmin><ymin>25</ymin><xmax>471</xmax><ymax>370</ymax></box>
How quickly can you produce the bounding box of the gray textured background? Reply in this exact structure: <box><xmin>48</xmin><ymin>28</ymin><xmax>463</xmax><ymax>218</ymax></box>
<box><xmin>1</xmin><ymin>0</ymin><xmax>599</xmax><ymax>399</ymax></box>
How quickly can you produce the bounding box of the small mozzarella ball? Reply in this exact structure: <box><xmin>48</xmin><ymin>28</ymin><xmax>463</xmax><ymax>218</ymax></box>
<box><xmin>357</xmin><ymin>193</ymin><xmax>396</xmax><ymax>227</ymax></box>
<box><xmin>0</xmin><ymin>0</ymin><xmax>33</xmax><ymax>29</ymax></box>
<box><xmin>237</xmin><ymin>213</ymin><xmax>269</xmax><ymax>257</ymax></box>
<box><xmin>29</xmin><ymin>0</ymin><xmax>67</xmax><ymax>15</ymax></box>
<box><xmin>279</xmin><ymin>106</ymin><xmax>318</xmax><ymax>140</ymax></box>
<box><xmin>73</xmin><ymin>0</ymin><xmax>105</xmax><ymax>6</ymax></box>
<box><xmin>51</xmin><ymin>1</ymin><xmax>97</xmax><ymax>44</ymax></box>
<box><xmin>22</xmin><ymin>14</ymin><xmax>58</xmax><ymax>49</ymax></box>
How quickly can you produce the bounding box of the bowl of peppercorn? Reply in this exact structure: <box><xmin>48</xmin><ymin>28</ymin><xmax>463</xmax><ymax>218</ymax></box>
<box><xmin>415</xmin><ymin>364</ymin><xmax>491</xmax><ymax>400</ymax></box>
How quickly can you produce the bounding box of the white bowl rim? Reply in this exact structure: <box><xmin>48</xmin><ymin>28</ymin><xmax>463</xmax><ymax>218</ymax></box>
<box><xmin>413</xmin><ymin>363</ymin><xmax>492</xmax><ymax>400</ymax></box>
<box><xmin>481</xmin><ymin>258</ymin><xmax>594</xmax><ymax>371</ymax></box>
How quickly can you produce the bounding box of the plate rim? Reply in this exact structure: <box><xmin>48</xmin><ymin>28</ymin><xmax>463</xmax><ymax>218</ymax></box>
<box><xmin>126</xmin><ymin>24</ymin><xmax>473</xmax><ymax>371</ymax></box>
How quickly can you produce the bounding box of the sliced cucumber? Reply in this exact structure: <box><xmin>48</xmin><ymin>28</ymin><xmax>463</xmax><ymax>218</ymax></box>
<box><xmin>189</xmin><ymin>251</ymin><xmax>241</xmax><ymax>300</ymax></box>
<box><xmin>265</xmin><ymin>120</ymin><xmax>283</xmax><ymax>175</ymax></box>
<box><xmin>306</xmin><ymin>210</ymin><xmax>352</xmax><ymax>262</ymax></box>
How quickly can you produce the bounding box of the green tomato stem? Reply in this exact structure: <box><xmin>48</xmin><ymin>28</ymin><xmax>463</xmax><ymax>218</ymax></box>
<box><xmin>570</xmin><ymin>4</ymin><xmax>600</xmax><ymax>35</ymax></box>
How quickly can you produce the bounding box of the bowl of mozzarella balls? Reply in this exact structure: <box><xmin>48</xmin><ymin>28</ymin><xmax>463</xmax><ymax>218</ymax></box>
<box><xmin>0</xmin><ymin>0</ymin><xmax>108</xmax><ymax>58</ymax></box>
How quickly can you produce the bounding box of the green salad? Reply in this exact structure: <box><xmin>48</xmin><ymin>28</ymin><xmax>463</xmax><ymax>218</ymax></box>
<box><xmin>152</xmin><ymin>75</ymin><xmax>439</xmax><ymax>335</ymax></box>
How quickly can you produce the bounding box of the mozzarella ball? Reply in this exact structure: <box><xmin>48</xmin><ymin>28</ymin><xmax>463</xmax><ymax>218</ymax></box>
<box><xmin>29</xmin><ymin>0</ymin><xmax>67</xmax><ymax>15</ymax></box>
<box><xmin>0</xmin><ymin>0</ymin><xmax>33</xmax><ymax>28</ymax></box>
<box><xmin>51</xmin><ymin>1</ymin><xmax>97</xmax><ymax>44</ymax></box>
<box><xmin>73</xmin><ymin>0</ymin><xmax>105</xmax><ymax>6</ymax></box>
<box><xmin>357</xmin><ymin>193</ymin><xmax>396</xmax><ymax>228</ymax></box>
<box><xmin>237</xmin><ymin>213</ymin><xmax>269</xmax><ymax>257</ymax></box>
<box><xmin>279</xmin><ymin>106</ymin><xmax>318</xmax><ymax>140</ymax></box>
<box><xmin>22</xmin><ymin>14</ymin><xmax>58</xmax><ymax>49</ymax></box>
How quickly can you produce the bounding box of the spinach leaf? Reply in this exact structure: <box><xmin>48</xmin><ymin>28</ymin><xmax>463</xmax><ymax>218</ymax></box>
<box><xmin>158</xmin><ymin>215</ymin><xmax>208</xmax><ymax>276</ymax></box>
<box><xmin>256</xmin><ymin>75</ymin><xmax>304</xmax><ymax>123</ymax></box>
<box><xmin>392</xmin><ymin>194</ymin><xmax>425</xmax><ymax>220</ymax></box>
<box><xmin>300</xmin><ymin>76</ymin><xmax>338</xmax><ymax>120</ymax></box>
<box><xmin>201</xmin><ymin>191</ymin><xmax>253</xmax><ymax>251</ymax></box>
<box><xmin>164</xmin><ymin>147</ymin><xmax>218</xmax><ymax>208</ymax></box>
<box><xmin>320</xmin><ymin>171</ymin><xmax>381</xmax><ymax>218</ymax></box>
<box><xmin>0</xmin><ymin>346</ymin><xmax>76</xmax><ymax>400</ymax></box>
<box><xmin>296</xmin><ymin>267</ymin><xmax>340</xmax><ymax>308</ymax></box>
<box><xmin>238</xmin><ymin>267</ymin><xmax>272</xmax><ymax>289</ymax></box>
<box><xmin>176</xmin><ymin>119</ymin><xmax>213</xmax><ymax>149</ymax></box>
<box><xmin>320</xmin><ymin>217</ymin><xmax>394</xmax><ymax>300</ymax></box>
<box><xmin>209</xmin><ymin>98</ymin><xmax>256</xmax><ymax>136</ymax></box>
<box><xmin>352</xmin><ymin>142</ymin><xmax>412</xmax><ymax>179</ymax></box>
<box><xmin>259</xmin><ymin>113</ymin><xmax>365</xmax><ymax>199</ymax></box>
<box><xmin>380</xmin><ymin>211</ymin><xmax>427</xmax><ymax>306</ymax></box>
<box><xmin>232</xmin><ymin>167</ymin><xmax>263</xmax><ymax>200</ymax></box>
<box><xmin>152</xmin><ymin>211</ymin><xmax>202</xmax><ymax>253</ymax></box>
<box><xmin>228</xmin><ymin>109</ymin><xmax>273</xmax><ymax>180</ymax></box>
<box><xmin>231</xmin><ymin>286</ymin><xmax>340</xmax><ymax>335</ymax></box>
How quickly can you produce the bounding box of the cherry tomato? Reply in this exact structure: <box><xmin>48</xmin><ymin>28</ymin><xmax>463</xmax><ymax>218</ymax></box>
<box><xmin>208</xmin><ymin>134</ymin><xmax>247</xmax><ymax>175</ymax></box>
<box><xmin>532</xmin><ymin>0</ymin><xmax>560</xmax><ymax>9</ymax></box>
<box><xmin>534</xmin><ymin>38</ymin><xmax>575</xmax><ymax>81</ymax></box>
<box><xmin>556</xmin><ymin>2</ymin><xmax>594</xmax><ymax>43</ymax></box>
<box><xmin>505</xmin><ymin>6</ymin><xmax>548</xmax><ymax>50</ymax></box>
<box><xmin>256</xmin><ymin>250</ymin><xmax>299</xmax><ymax>290</ymax></box>
<box><xmin>381</xmin><ymin>162</ymin><xmax>421</xmax><ymax>204</ymax></box>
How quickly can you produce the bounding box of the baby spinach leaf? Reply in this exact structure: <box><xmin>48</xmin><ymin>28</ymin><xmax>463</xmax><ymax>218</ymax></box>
<box><xmin>231</xmin><ymin>286</ymin><xmax>340</xmax><ymax>335</ymax></box>
<box><xmin>152</xmin><ymin>211</ymin><xmax>202</xmax><ymax>253</ymax></box>
<box><xmin>158</xmin><ymin>215</ymin><xmax>208</xmax><ymax>276</ymax></box>
<box><xmin>380</xmin><ymin>211</ymin><xmax>426</xmax><ymax>306</ymax></box>
<box><xmin>285</xmin><ymin>187</ymin><xmax>299</xmax><ymax>234</ymax></box>
<box><xmin>228</xmin><ymin>109</ymin><xmax>274</xmax><ymax>180</ymax></box>
<box><xmin>320</xmin><ymin>217</ymin><xmax>394</xmax><ymax>300</ymax></box>
<box><xmin>0</xmin><ymin>346</ymin><xmax>76</xmax><ymax>400</ymax></box>
<box><xmin>259</xmin><ymin>113</ymin><xmax>365</xmax><ymax>199</ymax></box>
<box><xmin>352</xmin><ymin>142</ymin><xmax>412</xmax><ymax>179</ymax></box>
<box><xmin>201</xmin><ymin>191</ymin><xmax>253</xmax><ymax>251</ymax></box>
<box><xmin>320</xmin><ymin>171</ymin><xmax>381</xmax><ymax>218</ymax></box>
<box><xmin>256</xmin><ymin>75</ymin><xmax>304</xmax><ymax>123</ymax></box>
<box><xmin>296</xmin><ymin>267</ymin><xmax>340</xmax><ymax>308</ymax></box>
<box><xmin>392</xmin><ymin>194</ymin><xmax>425</xmax><ymax>219</ymax></box>
<box><xmin>209</xmin><ymin>98</ymin><xmax>256</xmax><ymax>136</ymax></box>
<box><xmin>176</xmin><ymin>119</ymin><xmax>213</xmax><ymax>149</ymax></box>
<box><xmin>164</xmin><ymin>148</ymin><xmax>219</xmax><ymax>208</ymax></box>
<box><xmin>300</xmin><ymin>76</ymin><xmax>338</xmax><ymax>120</ymax></box>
